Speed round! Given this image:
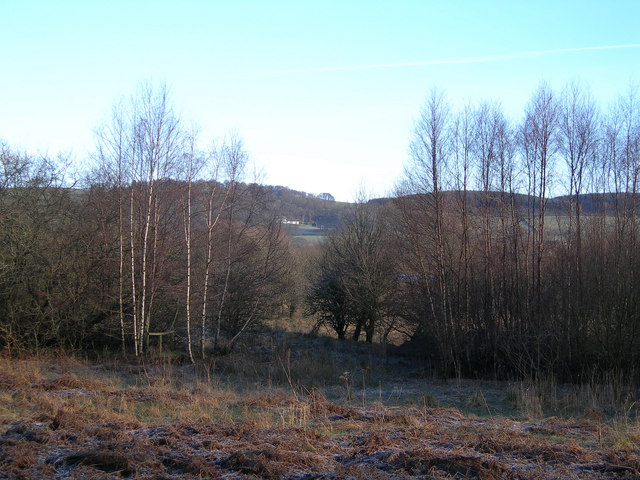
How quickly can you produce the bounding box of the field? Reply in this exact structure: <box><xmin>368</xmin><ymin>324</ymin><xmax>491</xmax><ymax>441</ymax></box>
<box><xmin>1</xmin><ymin>332</ymin><xmax>639</xmax><ymax>479</ymax></box>
<box><xmin>284</xmin><ymin>224</ymin><xmax>331</xmax><ymax>246</ymax></box>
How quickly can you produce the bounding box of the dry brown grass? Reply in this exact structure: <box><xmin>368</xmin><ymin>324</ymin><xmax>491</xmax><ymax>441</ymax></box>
<box><xmin>1</xmin><ymin>353</ymin><xmax>639</xmax><ymax>479</ymax></box>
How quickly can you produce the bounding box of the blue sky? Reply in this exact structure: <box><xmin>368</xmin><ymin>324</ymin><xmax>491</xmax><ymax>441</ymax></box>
<box><xmin>1</xmin><ymin>1</ymin><xmax>639</xmax><ymax>201</ymax></box>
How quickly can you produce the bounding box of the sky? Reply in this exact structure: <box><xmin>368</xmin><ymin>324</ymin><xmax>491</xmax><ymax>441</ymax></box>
<box><xmin>1</xmin><ymin>1</ymin><xmax>639</xmax><ymax>202</ymax></box>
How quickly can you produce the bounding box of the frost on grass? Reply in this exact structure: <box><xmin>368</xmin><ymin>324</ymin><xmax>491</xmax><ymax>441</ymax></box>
<box><xmin>1</xmin><ymin>356</ymin><xmax>639</xmax><ymax>479</ymax></box>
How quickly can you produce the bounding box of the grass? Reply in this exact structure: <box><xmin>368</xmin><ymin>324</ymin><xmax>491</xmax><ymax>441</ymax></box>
<box><xmin>284</xmin><ymin>223</ymin><xmax>330</xmax><ymax>246</ymax></box>
<box><xmin>1</xmin><ymin>339</ymin><xmax>639</xmax><ymax>479</ymax></box>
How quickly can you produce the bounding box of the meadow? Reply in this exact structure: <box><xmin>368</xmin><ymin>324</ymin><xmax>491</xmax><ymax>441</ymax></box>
<box><xmin>1</xmin><ymin>327</ymin><xmax>639</xmax><ymax>479</ymax></box>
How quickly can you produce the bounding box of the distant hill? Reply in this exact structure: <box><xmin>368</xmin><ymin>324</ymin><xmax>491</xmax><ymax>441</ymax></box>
<box><xmin>248</xmin><ymin>186</ymin><xmax>639</xmax><ymax>232</ymax></box>
<box><xmin>255</xmin><ymin>185</ymin><xmax>351</xmax><ymax>228</ymax></box>
<box><xmin>370</xmin><ymin>191</ymin><xmax>640</xmax><ymax>217</ymax></box>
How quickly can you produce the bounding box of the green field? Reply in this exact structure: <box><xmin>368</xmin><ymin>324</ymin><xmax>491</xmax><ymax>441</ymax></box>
<box><xmin>285</xmin><ymin>223</ymin><xmax>331</xmax><ymax>245</ymax></box>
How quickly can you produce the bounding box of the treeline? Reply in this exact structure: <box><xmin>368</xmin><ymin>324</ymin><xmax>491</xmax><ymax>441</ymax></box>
<box><xmin>0</xmin><ymin>85</ymin><xmax>296</xmax><ymax>359</ymax></box>
<box><xmin>309</xmin><ymin>82</ymin><xmax>640</xmax><ymax>381</ymax></box>
<box><xmin>2</xmin><ymin>81</ymin><xmax>640</xmax><ymax>382</ymax></box>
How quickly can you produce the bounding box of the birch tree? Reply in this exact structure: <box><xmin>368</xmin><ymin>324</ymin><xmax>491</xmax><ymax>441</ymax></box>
<box><xmin>521</xmin><ymin>83</ymin><xmax>559</xmax><ymax>314</ymax></box>
<box><xmin>397</xmin><ymin>88</ymin><xmax>458</xmax><ymax>374</ymax></box>
<box><xmin>200</xmin><ymin>137</ymin><xmax>244</xmax><ymax>357</ymax></box>
<box><xmin>97</xmin><ymin>83</ymin><xmax>182</xmax><ymax>356</ymax></box>
<box><xmin>559</xmin><ymin>82</ymin><xmax>599</xmax><ymax>356</ymax></box>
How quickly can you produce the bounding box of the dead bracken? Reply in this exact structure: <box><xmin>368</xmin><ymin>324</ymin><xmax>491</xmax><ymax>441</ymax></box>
<box><xmin>1</xmin><ymin>355</ymin><xmax>639</xmax><ymax>479</ymax></box>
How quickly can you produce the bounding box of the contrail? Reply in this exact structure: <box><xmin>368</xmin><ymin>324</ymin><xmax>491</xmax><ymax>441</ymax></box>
<box><xmin>238</xmin><ymin>44</ymin><xmax>640</xmax><ymax>76</ymax></box>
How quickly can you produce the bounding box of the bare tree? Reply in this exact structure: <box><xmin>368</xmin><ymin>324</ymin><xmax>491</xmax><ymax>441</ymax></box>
<box><xmin>201</xmin><ymin>137</ymin><xmax>244</xmax><ymax>357</ymax></box>
<box><xmin>306</xmin><ymin>243</ymin><xmax>353</xmax><ymax>339</ymax></box>
<box><xmin>396</xmin><ymin>88</ymin><xmax>460</xmax><ymax>374</ymax></box>
<box><xmin>224</xmin><ymin>213</ymin><xmax>291</xmax><ymax>350</ymax></box>
<box><xmin>96</xmin><ymin>83</ymin><xmax>182</xmax><ymax>356</ymax></box>
<box><xmin>451</xmin><ymin>104</ymin><xmax>474</xmax><ymax>339</ymax></box>
<box><xmin>521</xmin><ymin>82</ymin><xmax>559</xmax><ymax>314</ymax></box>
<box><xmin>209</xmin><ymin>138</ymin><xmax>246</xmax><ymax>354</ymax></box>
<box><xmin>180</xmin><ymin>130</ymin><xmax>204</xmax><ymax>363</ymax></box>
<box><xmin>0</xmin><ymin>146</ymin><xmax>76</xmax><ymax>351</ymax></box>
<box><xmin>341</xmin><ymin>198</ymin><xmax>396</xmax><ymax>343</ymax></box>
<box><xmin>472</xmin><ymin>102</ymin><xmax>500</xmax><ymax>346</ymax></box>
<box><xmin>95</xmin><ymin>100</ymin><xmax>129</xmax><ymax>353</ymax></box>
<box><xmin>306</xmin><ymin>197</ymin><xmax>396</xmax><ymax>343</ymax></box>
<box><xmin>559</xmin><ymin>82</ymin><xmax>599</xmax><ymax>357</ymax></box>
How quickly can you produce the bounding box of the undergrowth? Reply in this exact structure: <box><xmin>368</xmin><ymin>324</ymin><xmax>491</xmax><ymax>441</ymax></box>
<box><xmin>1</xmin><ymin>346</ymin><xmax>640</xmax><ymax>479</ymax></box>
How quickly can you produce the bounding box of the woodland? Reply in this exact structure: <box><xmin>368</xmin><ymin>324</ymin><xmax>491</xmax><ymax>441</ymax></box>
<box><xmin>1</xmin><ymin>81</ymin><xmax>640</xmax><ymax>383</ymax></box>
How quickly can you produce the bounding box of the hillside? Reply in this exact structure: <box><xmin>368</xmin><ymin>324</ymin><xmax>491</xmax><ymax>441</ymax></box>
<box><xmin>258</xmin><ymin>185</ymin><xmax>351</xmax><ymax>228</ymax></box>
<box><xmin>370</xmin><ymin>190</ymin><xmax>640</xmax><ymax>217</ymax></box>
